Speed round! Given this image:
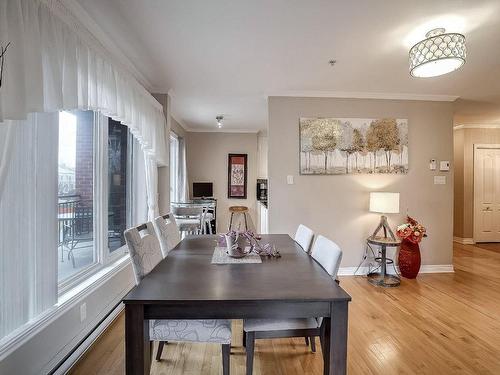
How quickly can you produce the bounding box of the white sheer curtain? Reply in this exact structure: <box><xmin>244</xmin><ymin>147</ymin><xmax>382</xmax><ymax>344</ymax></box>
<box><xmin>0</xmin><ymin>0</ymin><xmax>167</xmax><ymax>165</ymax></box>
<box><xmin>178</xmin><ymin>137</ymin><xmax>189</xmax><ymax>202</ymax></box>
<box><xmin>144</xmin><ymin>156</ymin><xmax>159</xmax><ymax>221</ymax></box>
<box><xmin>0</xmin><ymin>114</ymin><xmax>58</xmax><ymax>340</ymax></box>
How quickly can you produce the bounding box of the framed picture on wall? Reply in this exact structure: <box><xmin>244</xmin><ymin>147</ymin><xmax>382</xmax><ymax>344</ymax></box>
<box><xmin>228</xmin><ymin>153</ymin><xmax>247</xmax><ymax>199</ymax></box>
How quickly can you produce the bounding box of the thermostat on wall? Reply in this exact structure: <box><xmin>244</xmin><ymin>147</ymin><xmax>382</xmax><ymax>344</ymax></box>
<box><xmin>439</xmin><ymin>161</ymin><xmax>450</xmax><ymax>171</ymax></box>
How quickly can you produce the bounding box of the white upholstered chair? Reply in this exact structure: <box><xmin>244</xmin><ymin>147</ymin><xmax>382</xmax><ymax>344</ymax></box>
<box><xmin>171</xmin><ymin>205</ymin><xmax>205</xmax><ymax>237</ymax></box>
<box><xmin>294</xmin><ymin>224</ymin><xmax>315</xmax><ymax>253</ymax></box>
<box><xmin>154</xmin><ymin>213</ymin><xmax>181</xmax><ymax>257</ymax></box>
<box><xmin>243</xmin><ymin>235</ymin><xmax>342</xmax><ymax>375</ymax></box>
<box><xmin>124</xmin><ymin>222</ymin><xmax>232</xmax><ymax>373</ymax></box>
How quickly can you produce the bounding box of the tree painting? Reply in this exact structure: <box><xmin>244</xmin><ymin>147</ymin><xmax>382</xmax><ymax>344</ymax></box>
<box><xmin>299</xmin><ymin>117</ymin><xmax>408</xmax><ymax>175</ymax></box>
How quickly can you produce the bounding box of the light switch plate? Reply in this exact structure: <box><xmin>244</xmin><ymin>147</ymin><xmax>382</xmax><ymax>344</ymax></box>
<box><xmin>429</xmin><ymin>159</ymin><xmax>437</xmax><ymax>170</ymax></box>
<box><xmin>287</xmin><ymin>175</ymin><xmax>294</xmax><ymax>185</ymax></box>
<box><xmin>434</xmin><ymin>175</ymin><xmax>446</xmax><ymax>185</ymax></box>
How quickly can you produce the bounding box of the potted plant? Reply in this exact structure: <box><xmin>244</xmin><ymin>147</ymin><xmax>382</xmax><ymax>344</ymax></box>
<box><xmin>396</xmin><ymin>216</ymin><xmax>427</xmax><ymax>279</ymax></box>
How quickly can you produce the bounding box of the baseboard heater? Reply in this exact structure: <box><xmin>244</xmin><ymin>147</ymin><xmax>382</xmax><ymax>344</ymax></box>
<box><xmin>48</xmin><ymin>300</ymin><xmax>123</xmax><ymax>375</ymax></box>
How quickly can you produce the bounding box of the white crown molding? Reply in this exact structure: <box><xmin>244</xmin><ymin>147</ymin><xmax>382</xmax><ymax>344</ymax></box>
<box><xmin>453</xmin><ymin>124</ymin><xmax>500</xmax><ymax>130</ymax></box>
<box><xmin>338</xmin><ymin>264</ymin><xmax>454</xmax><ymax>276</ymax></box>
<box><xmin>61</xmin><ymin>0</ymin><xmax>154</xmax><ymax>91</ymax></box>
<box><xmin>453</xmin><ymin>236</ymin><xmax>475</xmax><ymax>244</ymax></box>
<box><xmin>267</xmin><ymin>90</ymin><xmax>459</xmax><ymax>102</ymax></box>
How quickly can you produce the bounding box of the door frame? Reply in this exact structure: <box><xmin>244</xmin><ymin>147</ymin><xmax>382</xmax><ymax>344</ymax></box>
<box><xmin>473</xmin><ymin>144</ymin><xmax>500</xmax><ymax>242</ymax></box>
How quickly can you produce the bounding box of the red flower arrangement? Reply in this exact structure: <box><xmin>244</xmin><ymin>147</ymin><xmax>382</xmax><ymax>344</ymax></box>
<box><xmin>396</xmin><ymin>216</ymin><xmax>427</xmax><ymax>244</ymax></box>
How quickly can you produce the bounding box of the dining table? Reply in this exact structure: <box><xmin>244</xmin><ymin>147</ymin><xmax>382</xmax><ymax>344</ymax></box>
<box><xmin>122</xmin><ymin>234</ymin><xmax>352</xmax><ymax>375</ymax></box>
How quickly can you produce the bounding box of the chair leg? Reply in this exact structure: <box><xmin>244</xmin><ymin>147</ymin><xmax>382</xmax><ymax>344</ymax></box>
<box><xmin>310</xmin><ymin>336</ymin><xmax>316</xmax><ymax>353</ymax></box>
<box><xmin>156</xmin><ymin>341</ymin><xmax>165</xmax><ymax>361</ymax></box>
<box><xmin>222</xmin><ymin>343</ymin><xmax>230</xmax><ymax>375</ymax></box>
<box><xmin>304</xmin><ymin>336</ymin><xmax>310</xmax><ymax>346</ymax></box>
<box><xmin>243</xmin><ymin>331</ymin><xmax>246</xmax><ymax>347</ymax></box>
<box><xmin>246</xmin><ymin>332</ymin><xmax>255</xmax><ymax>375</ymax></box>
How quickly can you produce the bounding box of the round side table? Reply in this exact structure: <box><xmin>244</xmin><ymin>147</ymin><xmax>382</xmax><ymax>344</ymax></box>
<box><xmin>366</xmin><ymin>236</ymin><xmax>401</xmax><ymax>287</ymax></box>
<box><xmin>228</xmin><ymin>206</ymin><xmax>249</xmax><ymax>231</ymax></box>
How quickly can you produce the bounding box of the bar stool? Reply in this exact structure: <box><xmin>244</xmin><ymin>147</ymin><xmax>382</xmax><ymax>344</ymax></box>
<box><xmin>228</xmin><ymin>206</ymin><xmax>249</xmax><ymax>231</ymax></box>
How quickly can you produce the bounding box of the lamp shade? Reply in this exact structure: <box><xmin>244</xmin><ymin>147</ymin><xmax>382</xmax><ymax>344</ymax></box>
<box><xmin>369</xmin><ymin>192</ymin><xmax>400</xmax><ymax>214</ymax></box>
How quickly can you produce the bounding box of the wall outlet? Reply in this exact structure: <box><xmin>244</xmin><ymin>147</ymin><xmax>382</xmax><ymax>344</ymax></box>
<box><xmin>434</xmin><ymin>175</ymin><xmax>446</xmax><ymax>185</ymax></box>
<box><xmin>287</xmin><ymin>175</ymin><xmax>294</xmax><ymax>185</ymax></box>
<box><xmin>80</xmin><ymin>303</ymin><xmax>87</xmax><ymax>322</ymax></box>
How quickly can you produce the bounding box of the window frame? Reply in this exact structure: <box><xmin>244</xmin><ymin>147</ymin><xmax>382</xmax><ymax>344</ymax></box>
<box><xmin>57</xmin><ymin>112</ymin><xmax>133</xmax><ymax>295</ymax></box>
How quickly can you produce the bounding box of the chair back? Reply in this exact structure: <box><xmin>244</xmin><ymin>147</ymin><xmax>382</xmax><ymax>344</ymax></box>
<box><xmin>154</xmin><ymin>213</ymin><xmax>181</xmax><ymax>256</ymax></box>
<box><xmin>124</xmin><ymin>222</ymin><xmax>163</xmax><ymax>285</ymax></box>
<box><xmin>310</xmin><ymin>235</ymin><xmax>342</xmax><ymax>279</ymax></box>
<box><xmin>172</xmin><ymin>205</ymin><xmax>204</xmax><ymax>219</ymax></box>
<box><xmin>294</xmin><ymin>224</ymin><xmax>314</xmax><ymax>253</ymax></box>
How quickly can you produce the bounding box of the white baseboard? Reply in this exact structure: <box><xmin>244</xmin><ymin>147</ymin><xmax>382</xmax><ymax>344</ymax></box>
<box><xmin>453</xmin><ymin>236</ymin><xmax>475</xmax><ymax>245</ymax></box>
<box><xmin>338</xmin><ymin>264</ymin><xmax>454</xmax><ymax>276</ymax></box>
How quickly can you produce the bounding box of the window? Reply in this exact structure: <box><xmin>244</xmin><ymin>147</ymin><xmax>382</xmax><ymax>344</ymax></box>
<box><xmin>58</xmin><ymin>111</ymin><xmax>96</xmax><ymax>282</ymax></box>
<box><xmin>107</xmin><ymin>119</ymin><xmax>131</xmax><ymax>253</ymax></box>
<box><xmin>170</xmin><ymin>132</ymin><xmax>179</xmax><ymax>204</ymax></box>
<box><xmin>57</xmin><ymin>111</ymin><xmax>133</xmax><ymax>290</ymax></box>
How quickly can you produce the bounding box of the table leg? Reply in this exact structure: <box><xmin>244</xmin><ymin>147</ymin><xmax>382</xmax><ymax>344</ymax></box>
<box><xmin>323</xmin><ymin>301</ymin><xmax>349</xmax><ymax>375</ymax></box>
<box><xmin>125</xmin><ymin>304</ymin><xmax>150</xmax><ymax>375</ymax></box>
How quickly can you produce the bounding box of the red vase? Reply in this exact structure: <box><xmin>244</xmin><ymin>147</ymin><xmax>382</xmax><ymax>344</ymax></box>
<box><xmin>398</xmin><ymin>239</ymin><xmax>421</xmax><ymax>279</ymax></box>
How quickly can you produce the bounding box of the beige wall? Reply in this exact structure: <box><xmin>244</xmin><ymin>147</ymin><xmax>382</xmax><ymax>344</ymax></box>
<box><xmin>186</xmin><ymin>132</ymin><xmax>258</xmax><ymax>232</ymax></box>
<box><xmin>268</xmin><ymin>96</ymin><xmax>454</xmax><ymax>267</ymax></box>
<box><xmin>453</xmin><ymin>127</ymin><xmax>500</xmax><ymax>239</ymax></box>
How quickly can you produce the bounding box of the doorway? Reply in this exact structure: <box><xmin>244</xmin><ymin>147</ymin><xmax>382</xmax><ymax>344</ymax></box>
<box><xmin>473</xmin><ymin>144</ymin><xmax>500</xmax><ymax>242</ymax></box>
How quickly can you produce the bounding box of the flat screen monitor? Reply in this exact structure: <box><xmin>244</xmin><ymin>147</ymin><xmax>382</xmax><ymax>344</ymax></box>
<box><xmin>193</xmin><ymin>182</ymin><xmax>213</xmax><ymax>198</ymax></box>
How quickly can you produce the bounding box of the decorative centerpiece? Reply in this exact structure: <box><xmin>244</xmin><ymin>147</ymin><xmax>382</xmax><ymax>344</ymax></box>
<box><xmin>396</xmin><ymin>216</ymin><xmax>427</xmax><ymax>279</ymax></box>
<box><xmin>219</xmin><ymin>230</ymin><xmax>281</xmax><ymax>258</ymax></box>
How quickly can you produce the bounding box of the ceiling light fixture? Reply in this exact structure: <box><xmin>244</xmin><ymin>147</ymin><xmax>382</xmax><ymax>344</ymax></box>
<box><xmin>216</xmin><ymin>115</ymin><xmax>223</xmax><ymax>128</ymax></box>
<box><xmin>409</xmin><ymin>28</ymin><xmax>466</xmax><ymax>78</ymax></box>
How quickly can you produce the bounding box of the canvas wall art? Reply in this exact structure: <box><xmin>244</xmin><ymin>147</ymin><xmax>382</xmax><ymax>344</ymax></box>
<box><xmin>227</xmin><ymin>153</ymin><xmax>247</xmax><ymax>198</ymax></box>
<box><xmin>299</xmin><ymin>117</ymin><xmax>408</xmax><ymax>175</ymax></box>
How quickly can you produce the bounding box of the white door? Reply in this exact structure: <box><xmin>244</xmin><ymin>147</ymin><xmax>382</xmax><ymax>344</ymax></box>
<box><xmin>474</xmin><ymin>146</ymin><xmax>500</xmax><ymax>242</ymax></box>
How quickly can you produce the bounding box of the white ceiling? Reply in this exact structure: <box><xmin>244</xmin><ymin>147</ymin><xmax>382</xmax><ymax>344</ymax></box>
<box><xmin>75</xmin><ymin>0</ymin><xmax>500</xmax><ymax>131</ymax></box>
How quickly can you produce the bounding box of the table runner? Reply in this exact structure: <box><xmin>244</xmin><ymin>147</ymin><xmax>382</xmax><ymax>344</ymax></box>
<box><xmin>211</xmin><ymin>246</ymin><xmax>262</xmax><ymax>264</ymax></box>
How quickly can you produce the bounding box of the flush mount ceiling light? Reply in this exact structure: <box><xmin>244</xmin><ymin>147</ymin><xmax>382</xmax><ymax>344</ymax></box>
<box><xmin>216</xmin><ymin>115</ymin><xmax>223</xmax><ymax>128</ymax></box>
<box><xmin>409</xmin><ymin>28</ymin><xmax>466</xmax><ymax>78</ymax></box>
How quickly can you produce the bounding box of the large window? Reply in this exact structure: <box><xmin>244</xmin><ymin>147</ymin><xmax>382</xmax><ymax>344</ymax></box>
<box><xmin>108</xmin><ymin>119</ymin><xmax>131</xmax><ymax>253</ymax></box>
<box><xmin>58</xmin><ymin>111</ymin><xmax>96</xmax><ymax>282</ymax></box>
<box><xmin>57</xmin><ymin>111</ymin><xmax>132</xmax><ymax>288</ymax></box>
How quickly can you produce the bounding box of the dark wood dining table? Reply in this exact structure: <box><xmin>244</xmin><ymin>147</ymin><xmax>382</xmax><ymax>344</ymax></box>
<box><xmin>123</xmin><ymin>234</ymin><xmax>351</xmax><ymax>375</ymax></box>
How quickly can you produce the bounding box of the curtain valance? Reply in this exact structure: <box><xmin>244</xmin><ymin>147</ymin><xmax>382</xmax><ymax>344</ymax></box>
<box><xmin>0</xmin><ymin>0</ymin><xmax>167</xmax><ymax>165</ymax></box>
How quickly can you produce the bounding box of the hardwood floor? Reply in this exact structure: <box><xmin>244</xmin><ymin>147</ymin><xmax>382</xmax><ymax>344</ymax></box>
<box><xmin>70</xmin><ymin>243</ymin><xmax>500</xmax><ymax>375</ymax></box>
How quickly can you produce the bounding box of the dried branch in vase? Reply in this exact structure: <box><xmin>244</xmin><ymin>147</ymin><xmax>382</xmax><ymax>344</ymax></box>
<box><xmin>0</xmin><ymin>42</ymin><xmax>11</xmax><ymax>89</ymax></box>
<box><xmin>219</xmin><ymin>230</ymin><xmax>281</xmax><ymax>258</ymax></box>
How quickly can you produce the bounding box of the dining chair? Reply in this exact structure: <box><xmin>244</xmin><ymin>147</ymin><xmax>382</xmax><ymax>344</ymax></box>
<box><xmin>154</xmin><ymin>213</ymin><xmax>181</xmax><ymax>257</ymax></box>
<box><xmin>294</xmin><ymin>224</ymin><xmax>315</xmax><ymax>253</ymax></box>
<box><xmin>171</xmin><ymin>205</ymin><xmax>205</xmax><ymax>237</ymax></box>
<box><xmin>243</xmin><ymin>235</ymin><xmax>342</xmax><ymax>375</ymax></box>
<box><xmin>124</xmin><ymin>222</ymin><xmax>232</xmax><ymax>374</ymax></box>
